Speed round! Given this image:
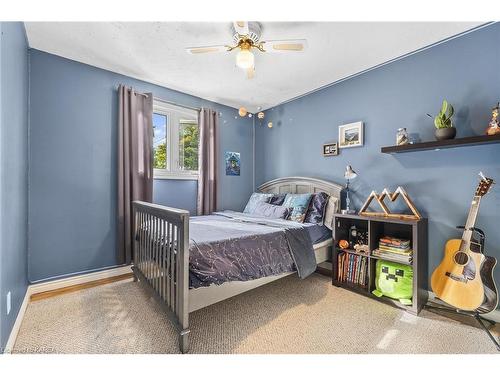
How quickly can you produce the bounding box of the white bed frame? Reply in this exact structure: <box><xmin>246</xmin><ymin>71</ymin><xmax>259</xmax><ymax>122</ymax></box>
<box><xmin>132</xmin><ymin>176</ymin><xmax>343</xmax><ymax>353</ymax></box>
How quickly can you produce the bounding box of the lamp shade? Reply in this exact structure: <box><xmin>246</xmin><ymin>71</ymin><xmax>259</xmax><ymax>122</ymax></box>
<box><xmin>236</xmin><ymin>49</ymin><xmax>254</xmax><ymax>69</ymax></box>
<box><xmin>344</xmin><ymin>165</ymin><xmax>358</xmax><ymax>180</ymax></box>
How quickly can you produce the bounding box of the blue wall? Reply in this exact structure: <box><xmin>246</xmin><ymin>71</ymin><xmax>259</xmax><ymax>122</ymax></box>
<box><xmin>0</xmin><ymin>22</ymin><xmax>29</xmax><ymax>350</ymax></box>
<box><xmin>153</xmin><ymin>180</ymin><xmax>198</xmax><ymax>215</ymax></box>
<box><xmin>256</xmin><ymin>24</ymin><xmax>500</xmax><ymax>293</ymax></box>
<box><xmin>29</xmin><ymin>50</ymin><xmax>254</xmax><ymax>282</ymax></box>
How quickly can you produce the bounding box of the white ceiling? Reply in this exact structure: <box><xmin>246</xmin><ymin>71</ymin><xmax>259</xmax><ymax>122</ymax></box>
<box><xmin>25</xmin><ymin>22</ymin><xmax>483</xmax><ymax>112</ymax></box>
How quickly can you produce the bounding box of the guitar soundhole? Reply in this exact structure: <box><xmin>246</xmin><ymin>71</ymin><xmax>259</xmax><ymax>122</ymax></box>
<box><xmin>454</xmin><ymin>251</ymin><xmax>469</xmax><ymax>265</ymax></box>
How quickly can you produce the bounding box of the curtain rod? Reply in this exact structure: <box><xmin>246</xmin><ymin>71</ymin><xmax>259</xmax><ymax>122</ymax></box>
<box><xmin>121</xmin><ymin>85</ymin><xmax>201</xmax><ymax>112</ymax></box>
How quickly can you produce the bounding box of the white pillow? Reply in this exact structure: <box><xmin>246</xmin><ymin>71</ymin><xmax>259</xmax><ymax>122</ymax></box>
<box><xmin>243</xmin><ymin>192</ymin><xmax>274</xmax><ymax>213</ymax></box>
<box><xmin>323</xmin><ymin>196</ymin><xmax>339</xmax><ymax>230</ymax></box>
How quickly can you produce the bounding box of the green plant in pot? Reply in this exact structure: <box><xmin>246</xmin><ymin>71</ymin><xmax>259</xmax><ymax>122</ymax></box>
<box><xmin>428</xmin><ymin>100</ymin><xmax>456</xmax><ymax>141</ymax></box>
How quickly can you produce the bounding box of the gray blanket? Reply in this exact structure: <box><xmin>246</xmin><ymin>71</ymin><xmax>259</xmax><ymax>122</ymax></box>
<box><xmin>189</xmin><ymin>212</ymin><xmax>317</xmax><ymax>288</ymax></box>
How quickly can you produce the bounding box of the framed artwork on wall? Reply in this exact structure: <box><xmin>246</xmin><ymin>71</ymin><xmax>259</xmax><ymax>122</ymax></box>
<box><xmin>339</xmin><ymin>121</ymin><xmax>364</xmax><ymax>148</ymax></box>
<box><xmin>323</xmin><ymin>142</ymin><xmax>338</xmax><ymax>156</ymax></box>
<box><xmin>225</xmin><ymin>151</ymin><xmax>241</xmax><ymax>176</ymax></box>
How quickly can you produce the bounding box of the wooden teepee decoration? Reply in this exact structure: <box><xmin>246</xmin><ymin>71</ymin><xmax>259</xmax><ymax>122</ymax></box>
<box><xmin>358</xmin><ymin>186</ymin><xmax>422</xmax><ymax>221</ymax></box>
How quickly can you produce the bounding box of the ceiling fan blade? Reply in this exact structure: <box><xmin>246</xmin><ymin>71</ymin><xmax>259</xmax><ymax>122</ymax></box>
<box><xmin>246</xmin><ymin>67</ymin><xmax>255</xmax><ymax>79</ymax></box>
<box><xmin>185</xmin><ymin>45</ymin><xmax>228</xmax><ymax>54</ymax></box>
<box><xmin>261</xmin><ymin>39</ymin><xmax>308</xmax><ymax>53</ymax></box>
<box><xmin>233</xmin><ymin>21</ymin><xmax>249</xmax><ymax>36</ymax></box>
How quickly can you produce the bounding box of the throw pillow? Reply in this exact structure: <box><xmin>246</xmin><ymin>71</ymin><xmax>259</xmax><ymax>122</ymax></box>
<box><xmin>251</xmin><ymin>202</ymin><xmax>291</xmax><ymax>219</ymax></box>
<box><xmin>304</xmin><ymin>192</ymin><xmax>330</xmax><ymax>224</ymax></box>
<box><xmin>269</xmin><ymin>193</ymin><xmax>287</xmax><ymax>206</ymax></box>
<box><xmin>243</xmin><ymin>192</ymin><xmax>274</xmax><ymax>213</ymax></box>
<box><xmin>282</xmin><ymin>193</ymin><xmax>313</xmax><ymax>223</ymax></box>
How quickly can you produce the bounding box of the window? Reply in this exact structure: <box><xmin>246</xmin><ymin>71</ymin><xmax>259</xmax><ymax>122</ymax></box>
<box><xmin>153</xmin><ymin>100</ymin><xmax>199</xmax><ymax>179</ymax></box>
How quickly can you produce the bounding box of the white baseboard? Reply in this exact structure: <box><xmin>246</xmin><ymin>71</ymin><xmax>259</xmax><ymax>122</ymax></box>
<box><xmin>3</xmin><ymin>265</ymin><xmax>133</xmax><ymax>353</ymax></box>
<box><xmin>3</xmin><ymin>289</ymin><xmax>30</xmax><ymax>354</ymax></box>
<box><xmin>428</xmin><ymin>291</ymin><xmax>500</xmax><ymax>323</ymax></box>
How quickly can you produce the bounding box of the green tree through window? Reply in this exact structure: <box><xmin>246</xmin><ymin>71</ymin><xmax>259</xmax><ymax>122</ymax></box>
<box><xmin>154</xmin><ymin>143</ymin><xmax>167</xmax><ymax>169</ymax></box>
<box><xmin>179</xmin><ymin>121</ymin><xmax>199</xmax><ymax>171</ymax></box>
<box><xmin>152</xmin><ymin>103</ymin><xmax>198</xmax><ymax>177</ymax></box>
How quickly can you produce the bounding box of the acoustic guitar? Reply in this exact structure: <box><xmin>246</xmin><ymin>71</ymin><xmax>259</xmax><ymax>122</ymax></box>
<box><xmin>431</xmin><ymin>173</ymin><xmax>497</xmax><ymax>312</ymax></box>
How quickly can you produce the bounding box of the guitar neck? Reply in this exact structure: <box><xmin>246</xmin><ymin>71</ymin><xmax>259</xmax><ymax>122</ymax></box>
<box><xmin>461</xmin><ymin>195</ymin><xmax>482</xmax><ymax>246</ymax></box>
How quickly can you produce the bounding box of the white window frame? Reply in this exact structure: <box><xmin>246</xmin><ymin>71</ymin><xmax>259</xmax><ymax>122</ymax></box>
<box><xmin>153</xmin><ymin>100</ymin><xmax>199</xmax><ymax>180</ymax></box>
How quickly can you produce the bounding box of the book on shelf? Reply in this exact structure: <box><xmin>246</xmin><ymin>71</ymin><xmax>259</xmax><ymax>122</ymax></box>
<box><xmin>379</xmin><ymin>236</ymin><xmax>410</xmax><ymax>247</ymax></box>
<box><xmin>337</xmin><ymin>252</ymin><xmax>368</xmax><ymax>287</ymax></box>
<box><xmin>378</xmin><ymin>245</ymin><xmax>412</xmax><ymax>255</ymax></box>
<box><xmin>377</xmin><ymin>235</ymin><xmax>412</xmax><ymax>261</ymax></box>
<box><xmin>372</xmin><ymin>248</ymin><xmax>413</xmax><ymax>264</ymax></box>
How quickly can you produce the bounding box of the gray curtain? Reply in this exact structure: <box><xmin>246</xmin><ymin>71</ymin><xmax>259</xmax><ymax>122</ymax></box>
<box><xmin>197</xmin><ymin>108</ymin><xmax>219</xmax><ymax>215</ymax></box>
<box><xmin>117</xmin><ymin>85</ymin><xmax>153</xmax><ymax>264</ymax></box>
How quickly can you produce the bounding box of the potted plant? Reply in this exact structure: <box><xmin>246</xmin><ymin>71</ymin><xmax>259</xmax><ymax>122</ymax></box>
<box><xmin>428</xmin><ymin>100</ymin><xmax>456</xmax><ymax>141</ymax></box>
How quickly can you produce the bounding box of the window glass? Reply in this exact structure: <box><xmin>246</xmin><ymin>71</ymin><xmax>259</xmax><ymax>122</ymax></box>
<box><xmin>178</xmin><ymin>119</ymin><xmax>199</xmax><ymax>172</ymax></box>
<box><xmin>152</xmin><ymin>101</ymin><xmax>199</xmax><ymax>179</ymax></box>
<box><xmin>153</xmin><ymin>113</ymin><xmax>167</xmax><ymax>169</ymax></box>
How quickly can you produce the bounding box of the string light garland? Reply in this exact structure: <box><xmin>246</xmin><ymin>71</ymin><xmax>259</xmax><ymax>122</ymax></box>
<box><xmin>238</xmin><ymin>107</ymin><xmax>247</xmax><ymax>117</ymax></box>
<box><xmin>237</xmin><ymin>106</ymin><xmax>267</xmax><ymax>121</ymax></box>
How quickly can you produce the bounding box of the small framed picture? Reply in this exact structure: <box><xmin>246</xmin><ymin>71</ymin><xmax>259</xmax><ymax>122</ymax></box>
<box><xmin>339</xmin><ymin>121</ymin><xmax>364</xmax><ymax>148</ymax></box>
<box><xmin>225</xmin><ymin>151</ymin><xmax>240</xmax><ymax>176</ymax></box>
<box><xmin>323</xmin><ymin>142</ymin><xmax>338</xmax><ymax>156</ymax></box>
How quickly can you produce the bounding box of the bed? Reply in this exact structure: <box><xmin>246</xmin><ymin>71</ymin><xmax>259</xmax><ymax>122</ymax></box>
<box><xmin>131</xmin><ymin>176</ymin><xmax>343</xmax><ymax>353</ymax></box>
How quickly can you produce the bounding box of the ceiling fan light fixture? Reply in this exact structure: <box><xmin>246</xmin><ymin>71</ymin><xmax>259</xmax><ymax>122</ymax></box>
<box><xmin>236</xmin><ymin>49</ymin><xmax>254</xmax><ymax>70</ymax></box>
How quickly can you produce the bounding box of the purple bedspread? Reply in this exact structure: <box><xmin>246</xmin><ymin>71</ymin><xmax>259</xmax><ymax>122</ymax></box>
<box><xmin>189</xmin><ymin>212</ymin><xmax>316</xmax><ymax>288</ymax></box>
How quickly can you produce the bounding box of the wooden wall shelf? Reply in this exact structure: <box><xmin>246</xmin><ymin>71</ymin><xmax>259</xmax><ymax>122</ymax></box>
<box><xmin>381</xmin><ymin>134</ymin><xmax>500</xmax><ymax>154</ymax></box>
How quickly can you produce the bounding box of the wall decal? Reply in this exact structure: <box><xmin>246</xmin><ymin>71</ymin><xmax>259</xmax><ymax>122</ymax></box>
<box><xmin>225</xmin><ymin>151</ymin><xmax>241</xmax><ymax>176</ymax></box>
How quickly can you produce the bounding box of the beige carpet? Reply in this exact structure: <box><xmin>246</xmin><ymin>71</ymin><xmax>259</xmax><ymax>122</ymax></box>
<box><xmin>13</xmin><ymin>274</ymin><xmax>500</xmax><ymax>354</ymax></box>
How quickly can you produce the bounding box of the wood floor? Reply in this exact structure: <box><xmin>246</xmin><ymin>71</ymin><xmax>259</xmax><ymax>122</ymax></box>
<box><xmin>30</xmin><ymin>273</ymin><xmax>134</xmax><ymax>302</ymax></box>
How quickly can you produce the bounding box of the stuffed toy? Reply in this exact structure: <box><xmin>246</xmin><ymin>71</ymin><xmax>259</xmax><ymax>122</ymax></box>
<box><xmin>372</xmin><ymin>260</ymin><xmax>413</xmax><ymax>305</ymax></box>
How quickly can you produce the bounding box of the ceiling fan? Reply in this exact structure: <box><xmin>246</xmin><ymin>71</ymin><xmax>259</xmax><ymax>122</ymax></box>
<box><xmin>186</xmin><ymin>22</ymin><xmax>307</xmax><ymax>79</ymax></box>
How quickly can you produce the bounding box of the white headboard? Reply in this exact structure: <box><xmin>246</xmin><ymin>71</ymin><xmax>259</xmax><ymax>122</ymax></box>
<box><xmin>258</xmin><ymin>176</ymin><xmax>343</xmax><ymax>202</ymax></box>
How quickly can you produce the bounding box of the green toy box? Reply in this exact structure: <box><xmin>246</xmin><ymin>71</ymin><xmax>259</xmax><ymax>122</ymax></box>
<box><xmin>372</xmin><ymin>259</ymin><xmax>413</xmax><ymax>305</ymax></box>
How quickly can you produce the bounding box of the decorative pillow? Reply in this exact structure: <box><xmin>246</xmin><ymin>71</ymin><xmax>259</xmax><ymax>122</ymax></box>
<box><xmin>269</xmin><ymin>193</ymin><xmax>287</xmax><ymax>206</ymax></box>
<box><xmin>243</xmin><ymin>192</ymin><xmax>274</xmax><ymax>213</ymax></box>
<box><xmin>251</xmin><ymin>202</ymin><xmax>291</xmax><ymax>219</ymax></box>
<box><xmin>282</xmin><ymin>193</ymin><xmax>313</xmax><ymax>223</ymax></box>
<box><xmin>323</xmin><ymin>196</ymin><xmax>339</xmax><ymax>230</ymax></box>
<box><xmin>372</xmin><ymin>260</ymin><xmax>413</xmax><ymax>305</ymax></box>
<box><xmin>304</xmin><ymin>192</ymin><xmax>330</xmax><ymax>224</ymax></box>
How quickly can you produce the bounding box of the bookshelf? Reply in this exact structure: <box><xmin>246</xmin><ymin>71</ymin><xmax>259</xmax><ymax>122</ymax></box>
<box><xmin>332</xmin><ymin>214</ymin><xmax>428</xmax><ymax>315</ymax></box>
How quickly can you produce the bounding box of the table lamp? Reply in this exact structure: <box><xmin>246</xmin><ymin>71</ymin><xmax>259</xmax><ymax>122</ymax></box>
<box><xmin>342</xmin><ymin>165</ymin><xmax>357</xmax><ymax>214</ymax></box>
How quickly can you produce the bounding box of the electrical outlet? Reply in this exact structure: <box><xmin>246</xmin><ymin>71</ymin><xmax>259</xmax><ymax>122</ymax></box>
<box><xmin>6</xmin><ymin>291</ymin><xmax>11</xmax><ymax>315</ymax></box>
